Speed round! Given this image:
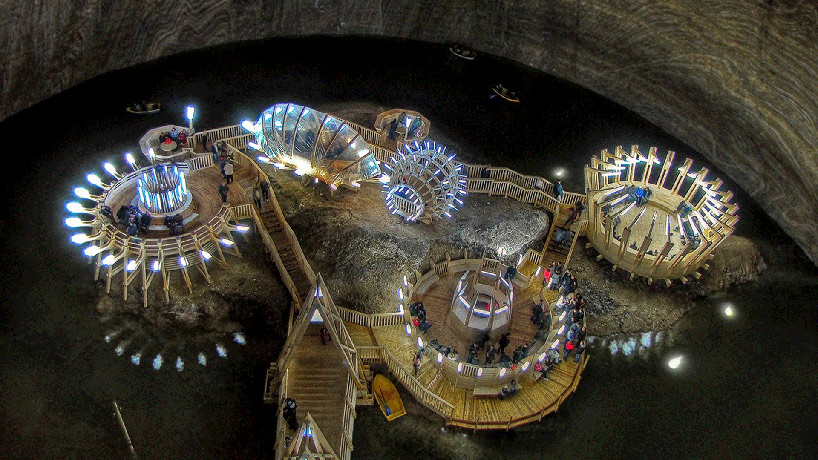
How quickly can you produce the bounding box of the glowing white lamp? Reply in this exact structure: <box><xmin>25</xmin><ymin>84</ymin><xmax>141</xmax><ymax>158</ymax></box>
<box><xmin>538</xmin><ymin>352</ymin><xmax>547</xmax><ymax>362</ymax></box>
<box><xmin>65</xmin><ymin>201</ymin><xmax>90</xmax><ymax>214</ymax></box>
<box><xmin>378</xmin><ymin>174</ymin><xmax>391</xmax><ymax>184</ymax></box>
<box><xmin>256</xmin><ymin>155</ymin><xmax>271</xmax><ymax>163</ymax></box>
<box><xmin>667</xmin><ymin>355</ymin><xmax>683</xmax><ymax>369</ymax></box>
<box><xmin>417</xmin><ymin>337</ymin><xmax>423</xmax><ymax>348</ymax></box>
<box><xmin>125</xmin><ymin>152</ymin><xmax>136</xmax><ymax>168</ymax></box>
<box><xmin>152</xmin><ymin>260</ymin><xmax>160</xmax><ymax>272</ymax></box>
<box><xmin>248</xmin><ymin>141</ymin><xmax>261</xmax><ymax>151</ymax></box>
<box><xmin>722</xmin><ymin>304</ymin><xmax>736</xmax><ymax>318</ymax></box>
<box><xmin>241</xmin><ymin>120</ymin><xmax>260</xmax><ymax>133</ymax></box>
<box><xmin>65</xmin><ymin>217</ymin><xmax>86</xmax><ymax>227</ymax></box>
<box><xmin>179</xmin><ymin>256</ymin><xmax>188</xmax><ymax>267</ymax></box>
<box><xmin>86</xmin><ymin>173</ymin><xmax>104</xmax><ymax>187</ymax></box>
<box><xmin>83</xmin><ymin>245</ymin><xmax>102</xmax><ymax>256</ymax></box>
<box><xmin>201</xmin><ymin>250</ymin><xmax>212</xmax><ymax>260</ymax></box>
<box><xmin>74</xmin><ymin>187</ymin><xmax>91</xmax><ymax>199</ymax></box>
<box><xmin>477</xmin><ymin>368</ymin><xmax>483</xmax><ymax>377</ymax></box>
<box><xmin>521</xmin><ymin>362</ymin><xmax>530</xmax><ymax>371</ymax></box>
<box><xmin>437</xmin><ymin>352</ymin><xmax>443</xmax><ymax>363</ymax></box>
<box><xmin>71</xmin><ymin>233</ymin><xmax>89</xmax><ymax>244</ymax></box>
<box><xmin>499</xmin><ymin>368</ymin><xmax>507</xmax><ymax>377</ymax></box>
<box><xmin>103</xmin><ymin>162</ymin><xmax>118</xmax><ymax>177</ymax></box>
<box><xmin>220</xmin><ymin>238</ymin><xmax>234</xmax><ymax>247</ymax></box>
<box><xmin>405</xmin><ymin>324</ymin><xmax>412</xmax><ymax>335</ymax></box>
<box><xmin>457</xmin><ymin>362</ymin><xmax>463</xmax><ymax>373</ymax></box>
<box><xmin>148</xmin><ymin>148</ymin><xmax>155</xmax><ymax>160</ymax></box>
<box><xmin>551</xmin><ymin>339</ymin><xmax>560</xmax><ymax>349</ymax></box>
<box><xmin>101</xmin><ymin>255</ymin><xmax>117</xmax><ymax>266</ymax></box>
<box><xmin>235</xmin><ymin>225</ymin><xmax>250</xmax><ymax>232</ymax></box>
<box><xmin>126</xmin><ymin>260</ymin><xmax>137</xmax><ymax>271</ymax></box>
<box><xmin>186</xmin><ymin>105</ymin><xmax>195</xmax><ymax>121</ymax></box>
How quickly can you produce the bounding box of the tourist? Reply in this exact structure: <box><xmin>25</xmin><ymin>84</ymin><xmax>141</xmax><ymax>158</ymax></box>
<box><xmin>485</xmin><ymin>344</ymin><xmax>497</xmax><ymax>364</ymax></box>
<box><xmin>407</xmin><ymin>116</ymin><xmax>422</xmax><ymax>138</ymax></box>
<box><xmin>413</xmin><ymin>353</ymin><xmax>421</xmax><ymax>376</ymax></box>
<box><xmin>574</xmin><ymin>340</ymin><xmax>586</xmax><ymax>362</ymax></box>
<box><xmin>512</xmin><ymin>346</ymin><xmax>522</xmax><ymax>364</ymax></box>
<box><xmin>101</xmin><ymin>205</ymin><xmax>114</xmax><ymax>221</ymax></box>
<box><xmin>319</xmin><ymin>327</ymin><xmax>330</xmax><ymax>345</ymax></box>
<box><xmin>218</xmin><ymin>182</ymin><xmax>229</xmax><ymax>203</ymax></box>
<box><xmin>541</xmin><ymin>265</ymin><xmax>552</xmax><ymax>293</ymax></box>
<box><xmin>531</xmin><ymin>302</ymin><xmax>543</xmax><ymax>325</ymax></box>
<box><xmin>554</xmin><ymin>180</ymin><xmax>563</xmax><ymax>202</ymax></box>
<box><xmin>178</xmin><ymin>130</ymin><xmax>188</xmax><ymax>146</ymax></box>
<box><xmin>139</xmin><ymin>211</ymin><xmax>151</xmax><ymax>233</ymax></box>
<box><xmin>563</xmin><ymin>338</ymin><xmax>576</xmax><ymax>361</ymax></box>
<box><xmin>565</xmin><ymin>201</ymin><xmax>585</xmax><ymax>226</ymax></box>
<box><xmin>533</xmin><ymin>361</ymin><xmax>545</xmax><ymax>381</ymax></box>
<box><xmin>498</xmin><ymin>332</ymin><xmax>510</xmax><ymax>355</ymax></box>
<box><xmin>388</xmin><ymin>118</ymin><xmax>398</xmax><ymax>140</ymax></box>
<box><xmin>260</xmin><ymin>178</ymin><xmax>271</xmax><ymax>201</ymax></box>
<box><xmin>253</xmin><ymin>184</ymin><xmax>263</xmax><ymax>209</ymax></box>
<box><xmin>169</xmin><ymin>127</ymin><xmax>179</xmax><ymax>141</ymax></box>
<box><xmin>418</xmin><ymin>319</ymin><xmax>431</xmax><ymax>334</ymax></box>
<box><xmin>548</xmin><ymin>262</ymin><xmax>564</xmax><ymax>290</ymax></box>
<box><xmin>498</xmin><ymin>353</ymin><xmax>511</xmax><ymax>368</ymax></box>
<box><xmin>224</xmin><ymin>160</ymin><xmax>234</xmax><ymax>184</ymax></box>
<box><xmin>211</xmin><ymin>139</ymin><xmax>220</xmax><ymax>163</ymax></box>
<box><xmin>504</xmin><ymin>265</ymin><xmax>517</xmax><ymax>281</ymax></box>
<box><xmin>283</xmin><ymin>398</ymin><xmax>298</xmax><ymax>430</ymax></box>
<box><xmin>574</xmin><ymin>325</ymin><xmax>588</xmax><ymax>344</ymax></box>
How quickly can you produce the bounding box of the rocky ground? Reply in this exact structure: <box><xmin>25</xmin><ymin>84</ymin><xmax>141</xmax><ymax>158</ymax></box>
<box><xmin>94</xmin><ymin>233</ymin><xmax>291</xmax><ymax>352</ymax></box>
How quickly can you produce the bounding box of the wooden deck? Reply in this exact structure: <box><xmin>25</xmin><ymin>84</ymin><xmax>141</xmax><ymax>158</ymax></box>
<box><xmin>412</xmin><ymin>272</ymin><xmax>554</xmax><ymax>361</ymax></box>
<box><xmin>285</xmin><ymin>324</ymin><xmax>349</xmax><ymax>456</ymax></box>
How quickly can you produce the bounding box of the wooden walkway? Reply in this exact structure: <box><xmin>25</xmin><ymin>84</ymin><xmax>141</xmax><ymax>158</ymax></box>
<box><xmin>284</xmin><ymin>324</ymin><xmax>349</xmax><ymax>456</ymax></box>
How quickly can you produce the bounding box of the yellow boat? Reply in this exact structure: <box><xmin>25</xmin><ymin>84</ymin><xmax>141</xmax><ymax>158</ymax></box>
<box><xmin>372</xmin><ymin>374</ymin><xmax>406</xmax><ymax>421</ymax></box>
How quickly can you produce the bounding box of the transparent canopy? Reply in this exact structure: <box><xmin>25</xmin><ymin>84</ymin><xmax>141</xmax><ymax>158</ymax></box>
<box><xmin>255</xmin><ymin>103</ymin><xmax>380</xmax><ymax>184</ymax></box>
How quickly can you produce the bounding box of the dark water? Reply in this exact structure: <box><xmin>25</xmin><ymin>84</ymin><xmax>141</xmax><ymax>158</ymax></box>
<box><xmin>1</xmin><ymin>36</ymin><xmax>816</xmax><ymax>460</ymax></box>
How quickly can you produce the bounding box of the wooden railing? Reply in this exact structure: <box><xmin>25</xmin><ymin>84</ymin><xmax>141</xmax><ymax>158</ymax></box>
<box><xmin>358</xmin><ymin>346</ymin><xmax>455</xmax><ymax>419</ymax></box>
<box><xmin>273</xmin><ymin>367</ymin><xmax>289</xmax><ymax>460</ymax></box>
<box><xmin>335</xmin><ymin>306</ymin><xmax>405</xmax><ymax>328</ymax></box>
<box><xmin>338</xmin><ymin>373</ymin><xmax>356</xmax><ymax>460</ymax></box>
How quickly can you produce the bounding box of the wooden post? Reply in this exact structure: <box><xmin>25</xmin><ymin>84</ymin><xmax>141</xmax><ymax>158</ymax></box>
<box><xmin>112</xmin><ymin>401</ymin><xmax>138</xmax><ymax>460</ymax></box>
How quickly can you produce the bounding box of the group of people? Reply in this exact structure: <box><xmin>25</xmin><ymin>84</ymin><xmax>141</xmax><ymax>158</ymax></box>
<box><xmin>387</xmin><ymin>112</ymin><xmax>423</xmax><ymax>141</ymax></box>
<box><xmin>409</xmin><ymin>302</ymin><xmax>432</xmax><ymax>334</ymax></box>
<box><xmin>112</xmin><ymin>205</ymin><xmax>151</xmax><ymax>237</ymax></box>
<box><xmin>252</xmin><ymin>178</ymin><xmax>271</xmax><ymax>209</ymax></box>
<box><xmin>543</xmin><ymin>262</ymin><xmax>588</xmax><ymax>363</ymax></box>
<box><xmin>159</xmin><ymin>127</ymin><xmax>189</xmax><ymax>147</ymax></box>
<box><xmin>163</xmin><ymin>213</ymin><xmax>185</xmax><ymax>235</ymax></box>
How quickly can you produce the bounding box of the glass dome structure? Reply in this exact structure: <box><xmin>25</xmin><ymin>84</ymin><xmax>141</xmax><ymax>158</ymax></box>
<box><xmin>250</xmin><ymin>103</ymin><xmax>381</xmax><ymax>186</ymax></box>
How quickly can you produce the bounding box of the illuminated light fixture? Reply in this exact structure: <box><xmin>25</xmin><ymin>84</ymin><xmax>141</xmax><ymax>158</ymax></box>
<box><xmin>499</xmin><ymin>368</ymin><xmax>507</xmax><ymax>377</ymax></box>
<box><xmin>417</xmin><ymin>337</ymin><xmax>423</xmax><ymax>348</ymax></box>
<box><xmin>551</xmin><ymin>339</ymin><xmax>560</xmax><ymax>349</ymax></box>
<box><xmin>477</xmin><ymin>368</ymin><xmax>483</xmax><ymax>377</ymax></box>
<box><xmin>666</xmin><ymin>215</ymin><xmax>672</xmax><ymax>237</ymax></box>
<box><xmin>348</xmin><ymin>180</ymin><xmax>360</xmax><ymax>189</ymax></box>
<box><xmin>101</xmin><ymin>255</ymin><xmax>117</xmax><ymax>266</ymax></box>
<box><xmin>601</xmin><ymin>185</ymin><xmax>625</xmax><ymax>196</ymax></box>
<box><xmin>457</xmin><ymin>362</ymin><xmax>463</xmax><ymax>373</ymax></box>
<box><xmin>200</xmin><ymin>250</ymin><xmax>212</xmax><ymax>260</ymax></box>
<box><xmin>241</xmin><ymin>120</ymin><xmax>260</xmax><ymax>133</ymax></box>
<box><xmin>559</xmin><ymin>311</ymin><xmax>567</xmax><ymax>321</ymax></box>
<box><xmin>148</xmin><ymin>148</ymin><xmax>155</xmax><ymax>160</ymax></box>
<box><xmin>667</xmin><ymin>355</ymin><xmax>683</xmax><ymax>369</ymax></box>
<box><xmin>74</xmin><ymin>187</ymin><xmax>92</xmax><ymax>199</ymax></box>
<box><xmin>71</xmin><ymin>233</ymin><xmax>90</xmax><ymax>244</ymax></box>
<box><xmin>357</xmin><ymin>148</ymin><xmax>371</xmax><ymax>158</ymax></box>
<box><xmin>521</xmin><ymin>362</ymin><xmax>530</xmax><ymax>372</ymax></box>
<box><xmin>86</xmin><ymin>173</ymin><xmax>104</xmax><ymax>188</ymax></box>
<box><xmin>398</xmin><ymin>289</ymin><xmax>404</xmax><ymax>300</ymax></box>
<box><xmin>293</xmin><ymin>168</ymin><xmax>308</xmax><ymax>176</ymax></box>
<box><xmin>398</xmin><ymin>304</ymin><xmax>404</xmax><ymax>314</ymax></box>
<box><xmin>65</xmin><ymin>201</ymin><xmax>92</xmax><ymax>214</ymax></box>
<box><xmin>379</xmin><ymin>174</ymin><xmax>391</xmax><ymax>184</ymax></box>
<box><xmin>403</xmin><ymin>275</ymin><xmax>408</xmax><ymax>287</ymax></box>
<box><xmin>103</xmin><ymin>162</ymin><xmax>118</xmax><ymax>177</ymax></box>
<box><xmin>186</xmin><ymin>105</ymin><xmax>195</xmax><ymax>121</ymax></box>
<box><xmin>437</xmin><ymin>352</ymin><xmax>443</xmax><ymax>363</ymax></box>
<box><xmin>248</xmin><ymin>141</ymin><xmax>262</xmax><ymax>151</ymax></box>
<box><xmin>152</xmin><ymin>260</ymin><xmax>160</xmax><ymax>272</ymax></box>
<box><xmin>235</xmin><ymin>225</ymin><xmax>250</xmax><ymax>232</ymax></box>
<box><xmin>83</xmin><ymin>245</ymin><xmax>102</xmax><ymax>257</ymax></box>
<box><xmin>126</xmin><ymin>259</ymin><xmax>137</xmax><ymax>271</ymax></box>
<box><xmin>558</xmin><ymin>325</ymin><xmax>566</xmax><ymax>335</ymax></box>
<box><xmin>125</xmin><ymin>152</ymin><xmax>136</xmax><ymax>167</ymax></box>
<box><xmin>220</xmin><ymin>238</ymin><xmax>234</xmax><ymax>246</ymax></box>
<box><xmin>273</xmin><ymin>162</ymin><xmax>285</xmax><ymax>169</ymax></box>
<box><xmin>65</xmin><ymin>217</ymin><xmax>92</xmax><ymax>227</ymax></box>
<box><xmin>538</xmin><ymin>352</ymin><xmax>547</xmax><ymax>362</ymax></box>
<box><xmin>256</xmin><ymin>155</ymin><xmax>271</xmax><ymax>163</ymax></box>
<box><xmin>405</xmin><ymin>324</ymin><xmax>412</xmax><ymax>335</ymax></box>
<box><xmin>722</xmin><ymin>303</ymin><xmax>735</xmax><ymax>318</ymax></box>
<box><xmin>179</xmin><ymin>256</ymin><xmax>188</xmax><ymax>267</ymax></box>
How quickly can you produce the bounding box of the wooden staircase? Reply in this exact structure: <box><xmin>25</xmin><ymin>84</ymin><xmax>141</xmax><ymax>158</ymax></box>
<box><xmin>285</xmin><ymin>327</ymin><xmax>349</xmax><ymax>457</ymax></box>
